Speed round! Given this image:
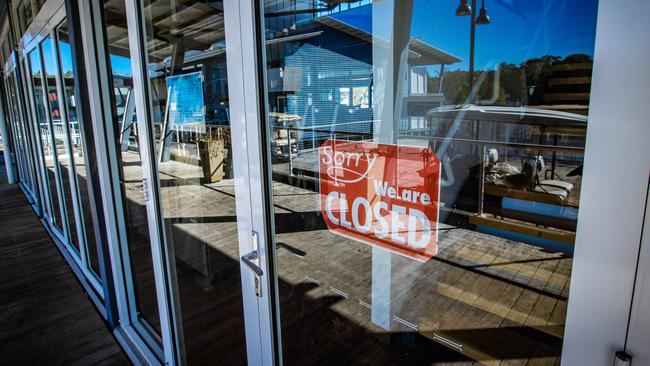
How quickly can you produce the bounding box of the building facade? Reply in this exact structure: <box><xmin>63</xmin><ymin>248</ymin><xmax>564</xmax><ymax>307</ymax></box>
<box><xmin>0</xmin><ymin>0</ymin><xmax>649</xmax><ymax>365</ymax></box>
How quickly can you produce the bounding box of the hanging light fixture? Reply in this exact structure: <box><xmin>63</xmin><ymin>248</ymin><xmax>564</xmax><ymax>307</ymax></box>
<box><xmin>455</xmin><ymin>0</ymin><xmax>471</xmax><ymax>16</ymax></box>
<box><xmin>476</xmin><ymin>0</ymin><xmax>490</xmax><ymax>24</ymax></box>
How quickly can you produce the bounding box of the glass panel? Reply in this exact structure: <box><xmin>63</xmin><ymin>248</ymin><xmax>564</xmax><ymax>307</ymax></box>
<box><xmin>18</xmin><ymin>70</ymin><xmax>38</xmax><ymax>197</ymax></box>
<box><xmin>5</xmin><ymin>73</ymin><xmax>31</xmax><ymax>189</ymax></box>
<box><xmin>260</xmin><ymin>1</ymin><xmax>597</xmax><ymax>364</ymax></box>
<box><xmin>102</xmin><ymin>0</ymin><xmax>161</xmax><ymax>334</ymax></box>
<box><xmin>57</xmin><ymin>19</ymin><xmax>101</xmax><ymax>276</ymax></box>
<box><xmin>13</xmin><ymin>71</ymin><xmax>37</xmax><ymax>195</ymax></box>
<box><xmin>42</xmin><ymin>38</ymin><xmax>81</xmax><ymax>252</ymax></box>
<box><xmin>29</xmin><ymin>47</ymin><xmax>64</xmax><ymax>229</ymax></box>
<box><xmin>141</xmin><ymin>1</ymin><xmax>248</xmax><ymax>364</ymax></box>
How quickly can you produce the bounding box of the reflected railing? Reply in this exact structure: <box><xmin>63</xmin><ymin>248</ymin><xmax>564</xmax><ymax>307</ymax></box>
<box><xmin>271</xmin><ymin>117</ymin><xmax>584</xmax><ymax>244</ymax></box>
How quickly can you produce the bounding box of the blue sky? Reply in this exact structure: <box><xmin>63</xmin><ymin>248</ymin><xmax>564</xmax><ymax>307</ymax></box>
<box><xmin>333</xmin><ymin>0</ymin><xmax>599</xmax><ymax>71</ymax></box>
<box><xmin>110</xmin><ymin>55</ymin><xmax>133</xmax><ymax>76</ymax></box>
<box><xmin>96</xmin><ymin>0</ymin><xmax>599</xmax><ymax>76</ymax></box>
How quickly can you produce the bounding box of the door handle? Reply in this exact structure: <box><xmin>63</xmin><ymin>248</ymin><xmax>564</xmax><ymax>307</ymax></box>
<box><xmin>241</xmin><ymin>250</ymin><xmax>263</xmax><ymax>276</ymax></box>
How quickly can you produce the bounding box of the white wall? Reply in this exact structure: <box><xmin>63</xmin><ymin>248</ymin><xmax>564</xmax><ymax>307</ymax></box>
<box><xmin>561</xmin><ymin>0</ymin><xmax>650</xmax><ymax>365</ymax></box>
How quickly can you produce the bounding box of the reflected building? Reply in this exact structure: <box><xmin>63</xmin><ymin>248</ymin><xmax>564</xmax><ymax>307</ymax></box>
<box><xmin>264</xmin><ymin>4</ymin><xmax>461</xmax><ymax>137</ymax></box>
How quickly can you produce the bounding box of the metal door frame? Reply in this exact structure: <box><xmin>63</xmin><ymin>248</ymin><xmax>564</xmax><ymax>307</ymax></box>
<box><xmin>223</xmin><ymin>1</ymin><xmax>279</xmax><ymax>365</ymax></box>
<box><xmin>110</xmin><ymin>0</ymin><xmax>279</xmax><ymax>364</ymax></box>
<box><xmin>75</xmin><ymin>0</ymin><xmax>172</xmax><ymax>363</ymax></box>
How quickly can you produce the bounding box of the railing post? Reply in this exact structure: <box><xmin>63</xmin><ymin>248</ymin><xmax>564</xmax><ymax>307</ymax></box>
<box><xmin>477</xmin><ymin>144</ymin><xmax>487</xmax><ymax>217</ymax></box>
<box><xmin>287</xmin><ymin>127</ymin><xmax>293</xmax><ymax>177</ymax></box>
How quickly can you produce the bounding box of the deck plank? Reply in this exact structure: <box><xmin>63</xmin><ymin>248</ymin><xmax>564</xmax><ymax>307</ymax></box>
<box><xmin>0</xmin><ymin>156</ymin><xmax>130</xmax><ymax>365</ymax></box>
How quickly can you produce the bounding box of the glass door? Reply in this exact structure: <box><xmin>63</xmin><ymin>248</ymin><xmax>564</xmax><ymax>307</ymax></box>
<box><xmin>54</xmin><ymin>18</ymin><xmax>104</xmax><ymax>282</ymax></box>
<box><xmin>131</xmin><ymin>0</ymin><xmax>263</xmax><ymax>364</ymax></box>
<box><xmin>4</xmin><ymin>70</ymin><xmax>36</xmax><ymax>197</ymax></box>
<box><xmin>96</xmin><ymin>0</ymin><xmax>167</xmax><ymax>356</ymax></box>
<box><xmin>27</xmin><ymin>44</ymin><xmax>65</xmax><ymax>237</ymax></box>
<box><xmin>23</xmin><ymin>20</ymin><xmax>103</xmax><ymax>294</ymax></box>
<box><xmin>41</xmin><ymin>36</ymin><xmax>84</xmax><ymax>256</ymax></box>
<box><xmin>254</xmin><ymin>0</ymin><xmax>599</xmax><ymax>365</ymax></box>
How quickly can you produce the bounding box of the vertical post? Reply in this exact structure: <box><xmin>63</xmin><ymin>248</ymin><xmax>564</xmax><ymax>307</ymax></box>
<box><xmin>158</xmin><ymin>38</ymin><xmax>185</xmax><ymax>163</ymax></box>
<box><xmin>370</xmin><ymin>0</ymin><xmax>413</xmax><ymax>331</ymax></box>
<box><xmin>551</xmin><ymin>133</ymin><xmax>558</xmax><ymax>179</ymax></box>
<box><xmin>438</xmin><ymin>64</ymin><xmax>445</xmax><ymax>94</ymax></box>
<box><xmin>477</xmin><ymin>144</ymin><xmax>486</xmax><ymax>216</ymax></box>
<box><xmin>119</xmin><ymin>89</ymin><xmax>136</xmax><ymax>152</ymax></box>
<box><xmin>156</xmin><ymin>86</ymin><xmax>172</xmax><ymax>162</ymax></box>
<box><xmin>468</xmin><ymin>0</ymin><xmax>477</xmax><ymax>102</ymax></box>
<box><xmin>286</xmin><ymin>126</ymin><xmax>293</xmax><ymax>176</ymax></box>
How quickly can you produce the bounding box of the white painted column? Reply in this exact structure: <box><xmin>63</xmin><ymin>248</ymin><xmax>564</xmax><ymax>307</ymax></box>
<box><xmin>561</xmin><ymin>0</ymin><xmax>650</xmax><ymax>364</ymax></box>
<box><xmin>370</xmin><ymin>0</ymin><xmax>413</xmax><ymax>330</ymax></box>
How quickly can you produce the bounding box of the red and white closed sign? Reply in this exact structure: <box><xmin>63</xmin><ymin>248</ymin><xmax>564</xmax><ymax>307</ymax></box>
<box><xmin>319</xmin><ymin>139</ymin><xmax>441</xmax><ymax>261</ymax></box>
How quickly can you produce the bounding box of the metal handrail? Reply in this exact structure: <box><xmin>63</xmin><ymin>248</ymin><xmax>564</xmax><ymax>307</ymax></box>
<box><xmin>271</xmin><ymin>125</ymin><xmax>585</xmax><ymax>153</ymax></box>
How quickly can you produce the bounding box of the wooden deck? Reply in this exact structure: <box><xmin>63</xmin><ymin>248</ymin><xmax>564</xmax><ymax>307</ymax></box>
<box><xmin>0</xmin><ymin>155</ymin><xmax>130</xmax><ymax>365</ymax></box>
<box><xmin>150</xmin><ymin>154</ymin><xmax>573</xmax><ymax>365</ymax></box>
<box><xmin>2</xmin><ymin>146</ymin><xmax>572</xmax><ymax>365</ymax></box>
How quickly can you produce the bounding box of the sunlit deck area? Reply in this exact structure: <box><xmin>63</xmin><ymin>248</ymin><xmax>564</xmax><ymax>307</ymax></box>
<box><xmin>123</xmin><ymin>151</ymin><xmax>573</xmax><ymax>365</ymax></box>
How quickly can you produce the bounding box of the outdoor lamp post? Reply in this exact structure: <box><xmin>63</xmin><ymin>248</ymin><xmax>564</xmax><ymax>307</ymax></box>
<box><xmin>456</xmin><ymin>0</ymin><xmax>490</xmax><ymax>103</ymax></box>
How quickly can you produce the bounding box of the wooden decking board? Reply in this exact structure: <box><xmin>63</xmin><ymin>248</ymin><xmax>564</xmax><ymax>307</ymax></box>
<box><xmin>430</xmin><ymin>241</ymin><xmax>502</xmax><ymax>330</ymax></box>
<box><xmin>107</xmin><ymin>153</ymin><xmax>577</xmax><ymax>364</ymax></box>
<box><xmin>0</xmin><ymin>158</ymin><xmax>130</xmax><ymax>365</ymax></box>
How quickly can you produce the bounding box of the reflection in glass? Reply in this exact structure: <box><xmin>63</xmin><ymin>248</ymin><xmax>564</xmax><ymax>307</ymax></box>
<box><xmin>29</xmin><ymin>47</ymin><xmax>64</xmax><ymax>230</ymax></box>
<box><xmin>142</xmin><ymin>1</ymin><xmax>247</xmax><ymax>363</ymax></box>
<box><xmin>261</xmin><ymin>1</ymin><xmax>597</xmax><ymax>364</ymax></box>
<box><xmin>57</xmin><ymin>20</ymin><xmax>101</xmax><ymax>276</ymax></box>
<box><xmin>5</xmin><ymin>73</ymin><xmax>34</xmax><ymax>192</ymax></box>
<box><xmin>102</xmin><ymin>0</ymin><xmax>160</xmax><ymax>333</ymax></box>
<box><xmin>42</xmin><ymin>38</ymin><xmax>81</xmax><ymax>252</ymax></box>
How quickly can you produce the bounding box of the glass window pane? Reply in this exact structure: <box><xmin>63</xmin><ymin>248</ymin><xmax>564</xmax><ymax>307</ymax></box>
<box><xmin>42</xmin><ymin>37</ymin><xmax>81</xmax><ymax>253</ymax></box>
<box><xmin>57</xmin><ymin>19</ymin><xmax>101</xmax><ymax>276</ymax></box>
<box><xmin>15</xmin><ymin>72</ymin><xmax>36</xmax><ymax>193</ymax></box>
<box><xmin>102</xmin><ymin>0</ymin><xmax>161</xmax><ymax>334</ymax></box>
<box><xmin>5</xmin><ymin>73</ymin><xmax>32</xmax><ymax>190</ymax></box>
<box><xmin>260</xmin><ymin>1</ymin><xmax>598</xmax><ymax>364</ymax></box>
<box><xmin>29</xmin><ymin>47</ymin><xmax>64</xmax><ymax>230</ymax></box>
<box><xmin>141</xmin><ymin>1</ymin><xmax>248</xmax><ymax>363</ymax></box>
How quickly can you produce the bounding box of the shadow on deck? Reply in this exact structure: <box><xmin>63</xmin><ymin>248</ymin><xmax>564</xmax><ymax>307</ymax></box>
<box><xmin>0</xmin><ymin>155</ymin><xmax>130</xmax><ymax>365</ymax></box>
